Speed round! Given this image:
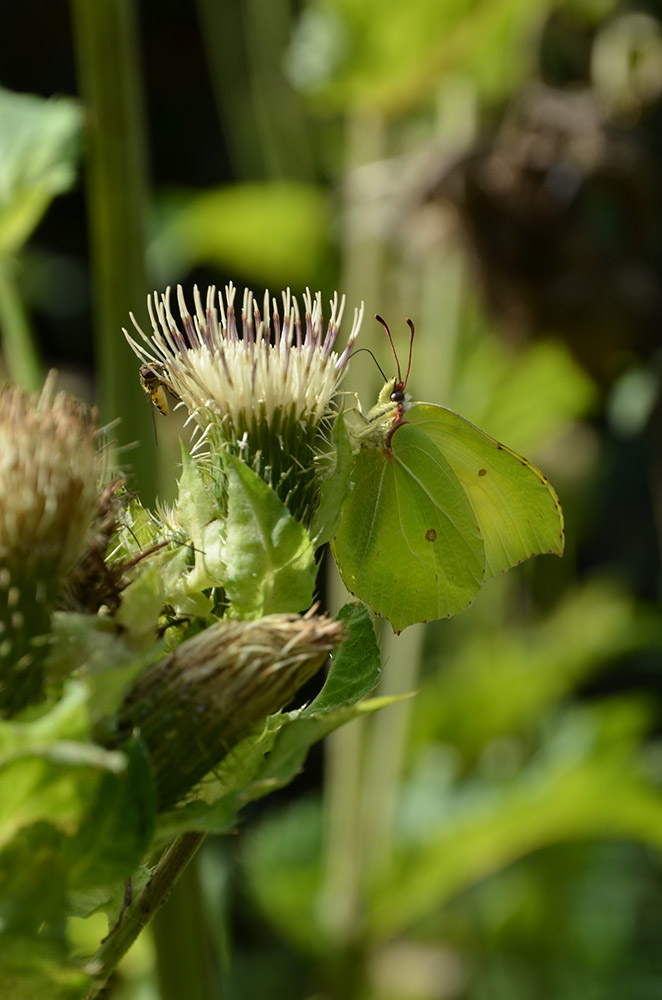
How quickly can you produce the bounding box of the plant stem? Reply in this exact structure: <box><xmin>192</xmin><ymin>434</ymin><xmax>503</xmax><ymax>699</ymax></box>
<box><xmin>85</xmin><ymin>831</ymin><xmax>206</xmax><ymax>999</ymax></box>
<box><xmin>360</xmin><ymin>624</ymin><xmax>426</xmax><ymax>873</ymax></box>
<box><xmin>321</xmin><ymin>109</ymin><xmax>388</xmax><ymax>944</ymax></box>
<box><xmin>0</xmin><ymin>258</ymin><xmax>42</xmax><ymax>390</ymax></box>
<box><xmin>153</xmin><ymin>851</ymin><xmax>223</xmax><ymax>1000</ymax></box>
<box><xmin>69</xmin><ymin>0</ymin><xmax>157</xmax><ymax>500</ymax></box>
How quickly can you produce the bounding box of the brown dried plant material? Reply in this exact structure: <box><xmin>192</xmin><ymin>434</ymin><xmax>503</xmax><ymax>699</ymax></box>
<box><xmin>0</xmin><ymin>375</ymin><xmax>101</xmax><ymax>715</ymax></box>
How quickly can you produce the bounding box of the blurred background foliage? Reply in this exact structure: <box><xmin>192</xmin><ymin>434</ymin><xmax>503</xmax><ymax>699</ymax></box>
<box><xmin>1</xmin><ymin>0</ymin><xmax>662</xmax><ymax>998</ymax></box>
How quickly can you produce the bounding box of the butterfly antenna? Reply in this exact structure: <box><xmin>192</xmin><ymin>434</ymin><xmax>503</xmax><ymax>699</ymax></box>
<box><xmin>404</xmin><ymin>318</ymin><xmax>415</xmax><ymax>388</ymax></box>
<box><xmin>348</xmin><ymin>346</ymin><xmax>388</xmax><ymax>383</ymax></box>
<box><xmin>375</xmin><ymin>314</ymin><xmax>402</xmax><ymax>384</ymax></box>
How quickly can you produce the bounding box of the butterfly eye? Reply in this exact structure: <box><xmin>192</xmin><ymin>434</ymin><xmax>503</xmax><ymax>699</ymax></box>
<box><xmin>390</xmin><ymin>385</ymin><xmax>405</xmax><ymax>403</ymax></box>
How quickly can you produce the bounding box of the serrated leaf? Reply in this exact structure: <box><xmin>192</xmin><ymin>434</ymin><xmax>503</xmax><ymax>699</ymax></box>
<box><xmin>176</xmin><ymin>444</ymin><xmax>218</xmax><ymax>537</ymax></box>
<box><xmin>155</xmin><ymin>694</ymin><xmax>397</xmax><ymax>840</ymax></box>
<box><xmin>222</xmin><ymin>454</ymin><xmax>316</xmax><ymax>617</ymax></box>
<box><xmin>310</xmin><ymin>412</ymin><xmax>353</xmax><ymax>547</ymax></box>
<box><xmin>175</xmin><ymin>445</ymin><xmax>226</xmax><ymax>591</ymax></box>
<box><xmin>114</xmin><ymin>565</ymin><xmax>165</xmax><ymax>639</ymax></box>
<box><xmin>304</xmin><ymin>603</ymin><xmax>380</xmax><ymax>714</ymax></box>
<box><xmin>48</xmin><ymin>614</ymin><xmax>163</xmax><ymax>724</ymax></box>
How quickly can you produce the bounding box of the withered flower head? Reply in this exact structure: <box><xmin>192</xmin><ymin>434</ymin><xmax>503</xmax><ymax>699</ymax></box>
<box><xmin>0</xmin><ymin>376</ymin><xmax>100</xmax><ymax>715</ymax></box>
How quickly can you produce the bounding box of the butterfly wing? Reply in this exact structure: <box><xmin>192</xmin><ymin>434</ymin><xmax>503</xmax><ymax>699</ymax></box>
<box><xmin>404</xmin><ymin>403</ymin><xmax>564</xmax><ymax>578</ymax></box>
<box><xmin>332</xmin><ymin>420</ymin><xmax>485</xmax><ymax>632</ymax></box>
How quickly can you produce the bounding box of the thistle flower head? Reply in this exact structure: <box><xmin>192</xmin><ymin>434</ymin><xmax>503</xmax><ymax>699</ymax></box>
<box><xmin>0</xmin><ymin>376</ymin><xmax>99</xmax><ymax>581</ymax></box>
<box><xmin>0</xmin><ymin>376</ymin><xmax>101</xmax><ymax>714</ymax></box>
<box><xmin>125</xmin><ymin>284</ymin><xmax>363</xmax><ymax>523</ymax></box>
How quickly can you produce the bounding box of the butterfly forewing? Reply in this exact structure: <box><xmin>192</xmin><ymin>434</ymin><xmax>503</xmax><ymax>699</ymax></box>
<box><xmin>404</xmin><ymin>403</ymin><xmax>564</xmax><ymax>578</ymax></box>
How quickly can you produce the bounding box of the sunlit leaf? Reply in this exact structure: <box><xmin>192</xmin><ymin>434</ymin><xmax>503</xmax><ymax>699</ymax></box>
<box><xmin>152</xmin><ymin>182</ymin><xmax>329</xmax><ymax>287</ymax></box>
<box><xmin>0</xmin><ymin>87</ymin><xmax>82</xmax><ymax>258</ymax></box>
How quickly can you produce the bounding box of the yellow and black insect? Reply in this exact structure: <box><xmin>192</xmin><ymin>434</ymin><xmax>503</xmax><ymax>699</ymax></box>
<box><xmin>139</xmin><ymin>362</ymin><xmax>173</xmax><ymax>416</ymax></box>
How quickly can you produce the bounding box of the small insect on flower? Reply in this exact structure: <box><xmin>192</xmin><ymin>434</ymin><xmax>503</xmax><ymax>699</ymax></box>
<box><xmin>139</xmin><ymin>361</ymin><xmax>175</xmax><ymax>416</ymax></box>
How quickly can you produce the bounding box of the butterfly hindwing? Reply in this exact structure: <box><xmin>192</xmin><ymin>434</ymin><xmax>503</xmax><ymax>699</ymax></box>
<box><xmin>332</xmin><ymin>421</ymin><xmax>485</xmax><ymax>632</ymax></box>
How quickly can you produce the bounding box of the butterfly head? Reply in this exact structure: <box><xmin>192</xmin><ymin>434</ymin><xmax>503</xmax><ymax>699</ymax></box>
<box><xmin>375</xmin><ymin>313</ymin><xmax>414</xmax><ymax>399</ymax></box>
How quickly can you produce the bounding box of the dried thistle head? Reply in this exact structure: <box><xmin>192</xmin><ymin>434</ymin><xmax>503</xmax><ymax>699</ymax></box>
<box><xmin>111</xmin><ymin>609</ymin><xmax>345</xmax><ymax>809</ymax></box>
<box><xmin>0</xmin><ymin>376</ymin><xmax>101</xmax><ymax>714</ymax></box>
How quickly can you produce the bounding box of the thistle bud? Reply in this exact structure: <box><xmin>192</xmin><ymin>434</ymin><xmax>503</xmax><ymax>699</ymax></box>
<box><xmin>111</xmin><ymin>611</ymin><xmax>344</xmax><ymax>810</ymax></box>
<box><xmin>0</xmin><ymin>377</ymin><xmax>99</xmax><ymax>715</ymax></box>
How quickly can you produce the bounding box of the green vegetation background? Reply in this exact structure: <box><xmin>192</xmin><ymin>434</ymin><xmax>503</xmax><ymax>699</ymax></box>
<box><xmin>1</xmin><ymin>0</ymin><xmax>661</xmax><ymax>998</ymax></box>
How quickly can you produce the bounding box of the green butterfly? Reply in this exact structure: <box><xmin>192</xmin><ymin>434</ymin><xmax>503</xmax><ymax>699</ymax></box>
<box><xmin>332</xmin><ymin>317</ymin><xmax>564</xmax><ymax>632</ymax></box>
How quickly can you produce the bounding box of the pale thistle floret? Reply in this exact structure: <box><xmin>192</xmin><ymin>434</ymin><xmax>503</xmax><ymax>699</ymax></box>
<box><xmin>124</xmin><ymin>283</ymin><xmax>363</xmax><ymax>524</ymax></box>
<box><xmin>124</xmin><ymin>283</ymin><xmax>363</xmax><ymax>438</ymax></box>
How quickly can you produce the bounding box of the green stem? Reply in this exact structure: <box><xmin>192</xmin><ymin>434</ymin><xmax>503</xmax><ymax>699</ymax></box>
<box><xmin>321</xmin><ymin>711</ymin><xmax>365</xmax><ymax>941</ymax></box>
<box><xmin>360</xmin><ymin>625</ymin><xmax>426</xmax><ymax>873</ymax></box>
<box><xmin>152</xmin><ymin>851</ymin><xmax>223</xmax><ymax>1000</ymax></box>
<box><xmin>0</xmin><ymin>258</ymin><xmax>43</xmax><ymax>390</ymax></box>
<box><xmin>320</xmin><ymin>109</ymin><xmax>389</xmax><ymax>946</ymax></box>
<box><xmin>195</xmin><ymin>0</ymin><xmax>313</xmax><ymax>181</ymax></box>
<box><xmin>84</xmin><ymin>832</ymin><xmax>206</xmax><ymax>999</ymax></box>
<box><xmin>69</xmin><ymin>0</ymin><xmax>157</xmax><ymax>500</ymax></box>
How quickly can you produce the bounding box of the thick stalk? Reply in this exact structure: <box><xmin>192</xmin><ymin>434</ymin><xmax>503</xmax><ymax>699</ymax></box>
<box><xmin>359</xmin><ymin>625</ymin><xmax>426</xmax><ymax>873</ymax></box>
<box><xmin>69</xmin><ymin>0</ymin><xmax>157</xmax><ymax>499</ymax></box>
<box><xmin>152</xmin><ymin>852</ymin><xmax>223</xmax><ymax>1000</ymax></box>
<box><xmin>322</xmin><ymin>110</ymin><xmax>388</xmax><ymax>944</ymax></box>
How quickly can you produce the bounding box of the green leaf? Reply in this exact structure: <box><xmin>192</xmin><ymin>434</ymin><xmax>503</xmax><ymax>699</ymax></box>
<box><xmin>0</xmin><ymin>87</ymin><xmax>82</xmax><ymax>258</ymax></box>
<box><xmin>153</xmin><ymin>181</ymin><xmax>329</xmax><ymax>287</ymax></box>
<box><xmin>367</xmin><ymin>703</ymin><xmax>662</xmax><ymax>938</ymax></box>
<box><xmin>304</xmin><ymin>603</ymin><xmax>380</xmax><ymax>714</ymax></box>
<box><xmin>156</xmin><ymin>696</ymin><xmax>395</xmax><ymax>841</ymax></box>
<box><xmin>48</xmin><ymin>613</ymin><xmax>163</xmax><ymax>723</ymax></box>
<box><xmin>287</xmin><ymin>0</ymin><xmax>617</xmax><ymax>114</ymax></box>
<box><xmin>174</xmin><ymin>445</ymin><xmax>226</xmax><ymax>592</ymax></box>
<box><xmin>67</xmin><ymin>739</ymin><xmax>155</xmax><ymax>890</ymax></box>
<box><xmin>114</xmin><ymin>565</ymin><xmax>165</xmax><ymax>639</ymax></box>
<box><xmin>309</xmin><ymin>411</ymin><xmax>353</xmax><ymax>547</ymax></box>
<box><xmin>0</xmin><ymin>820</ymin><xmax>109</xmax><ymax>996</ymax></box>
<box><xmin>222</xmin><ymin>454</ymin><xmax>316</xmax><ymax>617</ymax></box>
<box><xmin>0</xmin><ymin>684</ymin><xmax>127</xmax><ymax>844</ymax></box>
<box><xmin>176</xmin><ymin>444</ymin><xmax>218</xmax><ymax>538</ymax></box>
<box><xmin>413</xmin><ymin>582</ymin><xmax>654</xmax><ymax>757</ymax></box>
